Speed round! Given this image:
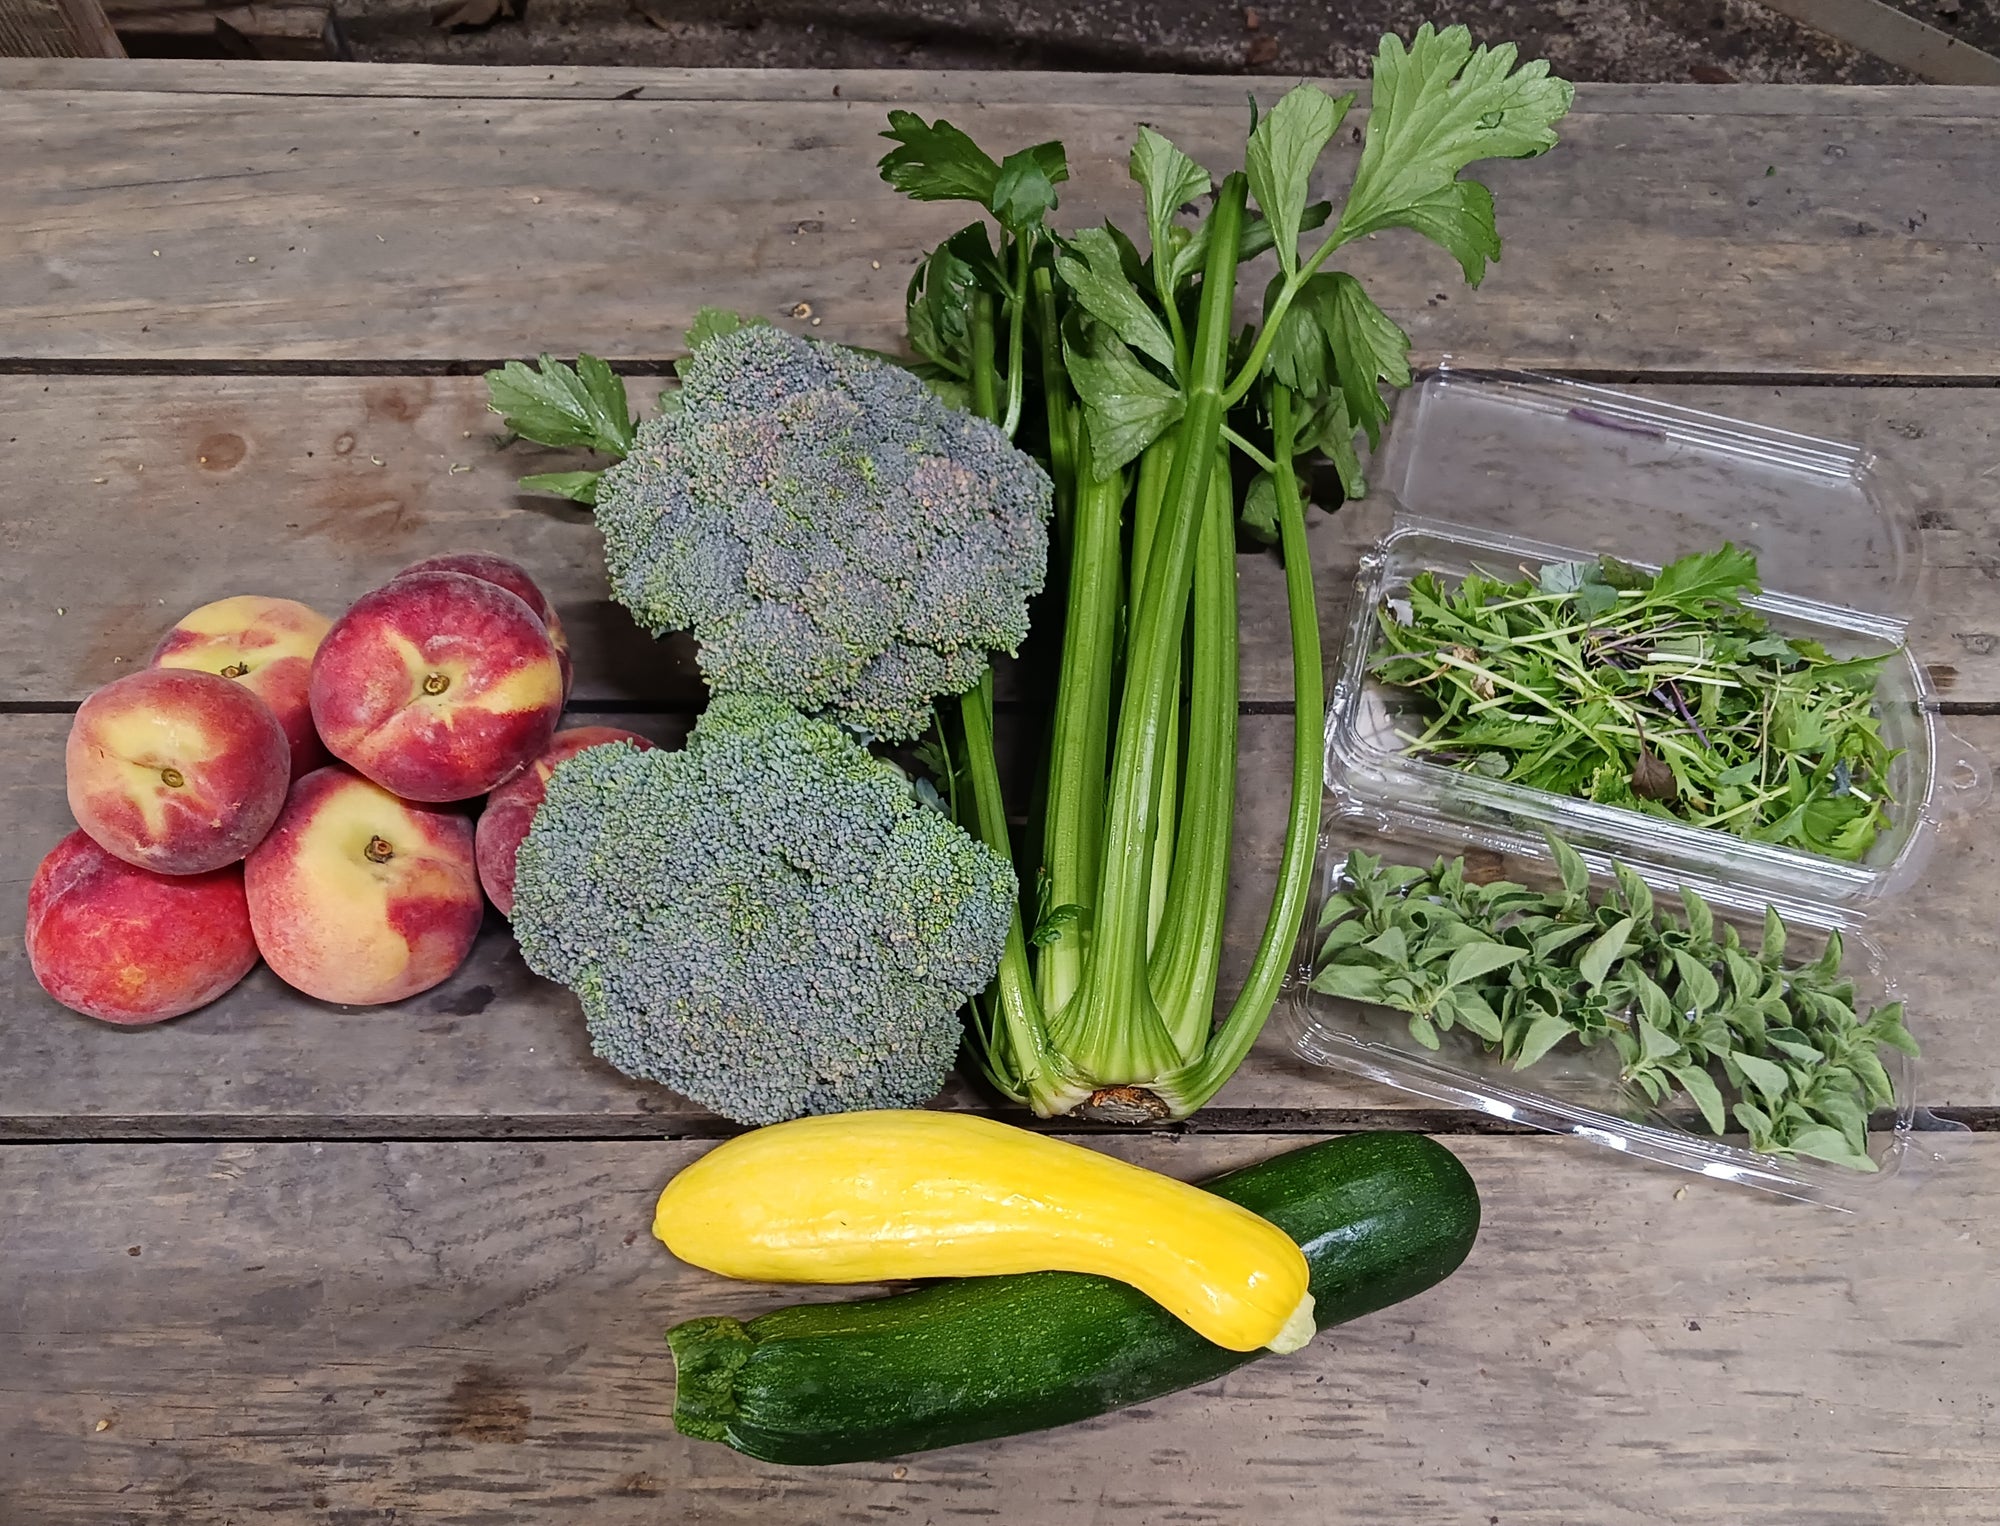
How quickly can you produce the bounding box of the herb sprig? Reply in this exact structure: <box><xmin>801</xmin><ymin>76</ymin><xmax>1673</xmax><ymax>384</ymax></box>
<box><xmin>1371</xmin><ymin>545</ymin><xmax>1899</xmax><ymax>861</ymax></box>
<box><xmin>1310</xmin><ymin>839</ymin><xmax>1918</xmax><ymax>1170</ymax></box>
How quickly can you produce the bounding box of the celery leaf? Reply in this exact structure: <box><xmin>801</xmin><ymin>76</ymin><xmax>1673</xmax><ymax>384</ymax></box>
<box><xmin>1336</xmin><ymin>23</ymin><xmax>1573</xmax><ymax>286</ymax></box>
<box><xmin>486</xmin><ymin>352</ymin><xmax>634</xmax><ymax>456</ymax></box>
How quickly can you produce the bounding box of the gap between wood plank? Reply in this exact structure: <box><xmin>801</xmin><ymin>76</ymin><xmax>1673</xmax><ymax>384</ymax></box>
<box><xmin>7</xmin><ymin>357</ymin><xmax>2000</xmax><ymax>387</ymax></box>
<box><xmin>9</xmin><ymin>63</ymin><xmax>2000</xmax><ymax>118</ymax></box>
<box><xmin>0</xmin><ymin>1106</ymin><xmax>1979</xmax><ymax>1143</ymax></box>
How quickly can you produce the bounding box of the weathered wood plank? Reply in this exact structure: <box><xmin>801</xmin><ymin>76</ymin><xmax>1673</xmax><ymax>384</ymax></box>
<box><xmin>3</xmin><ymin>375</ymin><xmax>1996</xmax><ymax>706</ymax></box>
<box><xmin>3</xmin><ymin>1132</ymin><xmax>1996</xmax><ymax>1524</ymax></box>
<box><xmin>7</xmin><ymin>62</ymin><xmax>2000</xmax><ymax>115</ymax></box>
<box><xmin>4</xmin><ymin>710</ymin><xmax>1996</xmax><ymax>1132</ymax></box>
<box><xmin>0</xmin><ymin>374</ymin><xmax>703</xmax><ymax>708</ymax></box>
<box><xmin>4</xmin><ymin>86</ymin><xmax>1998</xmax><ymax>371</ymax></box>
<box><xmin>0</xmin><ymin>0</ymin><xmax>123</xmax><ymax>58</ymax></box>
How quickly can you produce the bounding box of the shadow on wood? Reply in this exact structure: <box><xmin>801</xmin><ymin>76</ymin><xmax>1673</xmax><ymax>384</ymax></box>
<box><xmin>102</xmin><ymin>0</ymin><xmax>346</xmax><ymax>58</ymax></box>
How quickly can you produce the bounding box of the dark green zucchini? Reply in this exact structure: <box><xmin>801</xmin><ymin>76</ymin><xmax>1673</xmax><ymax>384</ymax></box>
<box><xmin>665</xmin><ymin>1130</ymin><xmax>1479</xmax><ymax>1464</ymax></box>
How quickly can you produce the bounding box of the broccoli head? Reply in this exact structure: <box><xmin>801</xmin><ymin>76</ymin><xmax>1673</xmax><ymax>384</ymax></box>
<box><xmin>509</xmin><ymin>693</ymin><xmax>1016</xmax><ymax>1124</ymax></box>
<box><xmin>594</xmin><ymin>324</ymin><xmax>1052</xmax><ymax>742</ymax></box>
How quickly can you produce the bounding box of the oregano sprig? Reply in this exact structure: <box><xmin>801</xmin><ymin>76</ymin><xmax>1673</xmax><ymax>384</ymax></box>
<box><xmin>1310</xmin><ymin>837</ymin><xmax>1916</xmax><ymax>1171</ymax></box>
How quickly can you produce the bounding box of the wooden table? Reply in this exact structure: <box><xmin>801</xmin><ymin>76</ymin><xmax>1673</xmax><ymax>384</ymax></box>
<box><xmin>4</xmin><ymin>60</ymin><xmax>1999</xmax><ymax>1525</ymax></box>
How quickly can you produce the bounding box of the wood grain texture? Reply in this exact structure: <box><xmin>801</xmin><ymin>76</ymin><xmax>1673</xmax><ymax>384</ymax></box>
<box><xmin>4</xmin><ymin>84</ymin><xmax>1998</xmax><ymax>369</ymax></box>
<box><xmin>4</xmin><ymin>710</ymin><xmax>1996</xmax><ymax>1132</ymax></box>
<box><xmin>7</xmin><ymin>62</ymin><xmax>2000</xmax><ymax>113</ymax></box>
<box><xmin>0</xmin><ymin>0</ymin><xmax>119</xmax><ymax>57</ymax></box>
<box><xmin>0</xmin><ymin>374</ymin><xmax>701</xmax><ymax>708</ymax></box>
<box><xmin>54</xmin><ymin>0</ymin><xmax>121</xmax><ymax>56</ymax></box>
<box><xmin>4</xmin><ymin>1132</ymin><xmax>1997</xmax><ymax>1525</ymax></box>
<box><xmin>2</xmin><ymin>375</ymin><xmax>1996</xmax><ymax>705</ymax></box>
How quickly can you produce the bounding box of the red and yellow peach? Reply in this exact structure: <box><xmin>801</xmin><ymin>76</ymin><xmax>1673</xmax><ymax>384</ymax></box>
<box><xmin>244</xmin><ymin>766</ymin><xmax>483</xmax><ymax>1005</ymax></box>
<box><xmin>308</xmin><ymin>570</ymin><xmax>564</xmax><ymax>803</ymax></box>
<box><xmin>396</xmin><ymin>552</ymin><xmax>572</xmax><ymax>699</ymax></box>
<box><xmin>66</xmin><ymin>667</ymin><xmax>291</xmax><ymax>875</ymax></box>
<box><xmin>151</xmin><ymin>594</ymin><xmax>333</xmax><ymax>780</ymax></box>
<box><xmin>26</xmin><ymin>829</ymin><xmax>259</xmax><ymax>1024</ymax></box>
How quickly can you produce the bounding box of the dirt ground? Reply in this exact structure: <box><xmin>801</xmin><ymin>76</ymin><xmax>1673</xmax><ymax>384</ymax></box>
<box><xmin>333</xmin><ymin>0</ymin><xmax>2000</xmax><ymax>83</ymax></box>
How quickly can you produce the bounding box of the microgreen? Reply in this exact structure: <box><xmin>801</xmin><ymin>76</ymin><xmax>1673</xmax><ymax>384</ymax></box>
<box><xmin>1310</xmin><ymin>840</ymin><xmax>1915</xmax><ymax>1171</ymax></box>
<box><xmin>1372</xmin><ymin>545</ymin><xmax>1900</xmax><ymax>861</ymax></box>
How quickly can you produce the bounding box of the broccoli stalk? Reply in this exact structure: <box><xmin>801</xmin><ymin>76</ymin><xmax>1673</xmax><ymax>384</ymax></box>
<box><xmin>890</xmin><ymin>26</ymin><xmax>1572</xmax><ymax>1119</ymax></box>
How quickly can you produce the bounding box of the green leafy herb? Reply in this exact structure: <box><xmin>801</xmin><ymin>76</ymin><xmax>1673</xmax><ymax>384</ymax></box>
<box><xmin>515</xmin><ymin>469</ymin><xmax>602</xmax><ymax>505</ymax></box>
<box><xmin>990</xmin><ymin>142</ymin><xmax>1072</xmax><ymax>233</ymax></box>
<box><xmin>1335</xmin><ymin>25</ymin><xmax>1573</xmax><ymax>284</ymax></box>
<box><xmin>1318</xmin><ymin>273</ymin><xmax>1411</xmax><ymax>448</ymax></box>
<box><xmin>877</xmin><ymin>112</ymin><xmax>1003</xmax><ymax>205</ymax></box>
<box><xmin>1056</xmin><ymin>228</ymin><xmax>1179</xmax><ymax>374</ymax></box>
<box><xmin>1225</xmin><ymin>24</ymin><xmax>1571</xmax><ymax>483</ymax></box>
<box><xmin>1310</xmin><ymin>839</ymin><xmax>1915</xmax><ymax>1170</ymax></box>
<box><xmin>485</xmin><ymin>352</ymin><xmax>635</xmax><ymax>456</ymax></box>
<box><xmin>1239</xmin><ymin>471</ymin><xmax>1281</xmax><ymax>545</ymax></box>
<box><xmin>1064</xmin><ymin>319</ymin><xmax>1185</xmax><ymax>476</ymax></box>
<box><xmin>1129</xmin><ymin>125</ymin><xmax>1212</xmax><ymax>283</ymax></box>
<box><xmin>1245</xmin><ymin>83</ymin><xmax>1353</xmax><ymax>275</ymax></box>
<box><xmin>1372</xmin><ymin>544</ymin><xmax>1900</xmax><ymax>861</ymax></box>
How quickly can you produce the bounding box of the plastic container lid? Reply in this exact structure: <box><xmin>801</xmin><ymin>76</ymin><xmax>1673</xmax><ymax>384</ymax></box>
<box><xmin>1293</xmin><ymin>368</ymin><xmax>1990</xmax><ymax>1206</ymax></box>
<box><xmin>1370</xmin><ymin>367</ymin><xmax>1920</xmax><ymax>621</ymax></box>
<box><xmin>1323</xmin><ymin>366</ymin><xmax>1990</xmax><ymax>923</ymax></box>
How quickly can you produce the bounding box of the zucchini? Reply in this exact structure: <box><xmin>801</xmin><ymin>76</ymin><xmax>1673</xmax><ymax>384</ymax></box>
<box><xmin>665</xmin><ymin>1130</ymin><xmax>1479</xmax><ymax>1463</ymax></box>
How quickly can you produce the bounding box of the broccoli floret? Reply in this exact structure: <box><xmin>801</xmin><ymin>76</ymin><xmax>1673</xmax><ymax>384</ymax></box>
<box><xmin>509</xmin><ymin>693</ymin><xmax>1016</xmax><ymax>1124</ymax></box>
<box><xmin>594</xmin><ymin>324</ymin><xmax>1052</xmax><ymax>742</ymax></box>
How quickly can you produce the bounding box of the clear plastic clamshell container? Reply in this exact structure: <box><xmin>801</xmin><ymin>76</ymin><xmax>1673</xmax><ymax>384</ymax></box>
<box><xmin>1285</xmin><ymin>825</ymin><xmax>1917</xmax><ymax>1207</ymax></box>
<box><xmin>1287</xmin><ymin>367</ymin><xmax>1988</xmax><ymax>1205</ymax></box>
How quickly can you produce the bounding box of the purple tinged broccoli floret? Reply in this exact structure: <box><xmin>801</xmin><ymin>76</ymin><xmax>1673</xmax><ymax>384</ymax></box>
<box><xmin>593</xmin><ymin>325</ymin><xmax>1052</xmax><ymax>742</ymax></box>
<box><xmin>508</xmin><ymin>695</ymin><xmax>1017</xmax><ymax>1124</ymax></box>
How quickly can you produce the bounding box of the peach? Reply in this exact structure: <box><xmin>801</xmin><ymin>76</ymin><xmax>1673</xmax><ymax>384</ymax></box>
<box><xmin>309</xmin><ymin>570</ymin><xmax>564</xmax><ymax>803</ymax></box>
<box><xmin>67</xmin><ymin>667</ymin><xmax>291</xmax><ymax>875</ymax></box>
<box><xmin>26</xmin><ymin>829</ymin><xmax>258</xmax><ymax>1024</ymax></box>
<box><xmin>476</xmin><ymin>726</ymin><xmax>656</xmax><ymax>915</ymax></box>
<box><xmin>396</xmin><ymin>552</ymin><xmax>572</xmax><ymax>699</ymax></box>
<box><xmin>244</xmin><ymin>766</ymin><xmax>482</xmax><ymax>1005</ymax></box>
<box><xmin>151</xmin><ymin>594</ymin><xmax>334</xmax><ymax>779</ymax></box>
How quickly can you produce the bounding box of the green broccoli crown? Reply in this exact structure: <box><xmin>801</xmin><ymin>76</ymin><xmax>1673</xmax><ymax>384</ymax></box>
<box><xmin>594</xmin><ymin>324</ymin><xmax>1052</xmax><ymax>742</ymax></box>
<box><xmin>509</xmin><ymin>693</ymin><xmax>1017</xmax><ymax>1124</ymax></box>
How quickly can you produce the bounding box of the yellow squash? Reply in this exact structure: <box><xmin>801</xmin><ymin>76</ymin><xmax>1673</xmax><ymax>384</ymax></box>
<box><xmin>653</xmin><ymin>1110</ymin><xmax>1315</xmax><ymax>1354</ymax></box>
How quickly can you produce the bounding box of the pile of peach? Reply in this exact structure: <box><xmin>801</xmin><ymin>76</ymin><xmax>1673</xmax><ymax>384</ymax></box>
<box><xmin>27</xmin><ymin>554</ymin><xmax>650</xmax><ymax>1024</ymax></box>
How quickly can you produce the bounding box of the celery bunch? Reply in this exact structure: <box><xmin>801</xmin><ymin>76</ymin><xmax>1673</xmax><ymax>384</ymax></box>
<box><xmin>887</xmin><ymin>27</ymin><xmax>1574</xmax><ymax>1118</ymax></box>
